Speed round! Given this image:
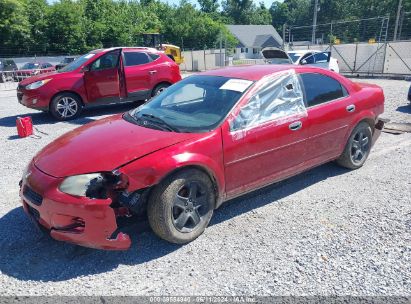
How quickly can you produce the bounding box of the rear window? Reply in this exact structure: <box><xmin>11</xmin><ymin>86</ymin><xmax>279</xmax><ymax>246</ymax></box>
<box><xmin>124</xmin><ymin>52</ymin><xmax>151</xmax><ymax>66</ymax></box>
<box><xmin>149</xmin><ymin>53</ymin><xmax>160</xmax><ymax>61</ymax></box>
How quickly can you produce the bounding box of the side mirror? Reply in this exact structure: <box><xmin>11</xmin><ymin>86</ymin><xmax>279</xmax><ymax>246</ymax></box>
<box><xmin>81</xmin><ymin>65</ymin><xmax>90</xmax><ymax>73</ymax></box>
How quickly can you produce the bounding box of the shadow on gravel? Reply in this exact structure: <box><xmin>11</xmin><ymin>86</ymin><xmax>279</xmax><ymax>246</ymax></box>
<box><xmin>0</xmin><ymin>102</ymin><xmax>138</xmax><ymax>129</ymax></box>
<box><xmin>0</xmin><ymin>162</ymin><xmax>349</xmax><ymax>282</ymax></box>
<box><xmin>396</xmin><ymin>105</ymin><xmax>411</xmax><ymax>114</ymax></box>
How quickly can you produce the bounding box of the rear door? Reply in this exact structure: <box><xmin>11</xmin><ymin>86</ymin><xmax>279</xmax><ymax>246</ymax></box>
<box><xmin>123</xmin><ymin>51</ymin><xmax>156</xmax><ymax>100</ymax></box>
<box><xmin>301</xmin><ymin>72</ymin><xmax>352</xmax><ymax>163</ymax></box>
<box><xmin>84</xmin><ymin>49</ymin><xmax>121</xmax><ymax>104</ymax></box>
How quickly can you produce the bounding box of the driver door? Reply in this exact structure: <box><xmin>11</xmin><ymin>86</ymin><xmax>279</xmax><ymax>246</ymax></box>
<box><xmin>84</xmin><ymin>50</ymin><xmax>121</xmax><ymax>104</ymax></box>
<box><xmin>221</xmin><ymin>71</ymin><xmax>309</xmax><ymax>198</ymax></box>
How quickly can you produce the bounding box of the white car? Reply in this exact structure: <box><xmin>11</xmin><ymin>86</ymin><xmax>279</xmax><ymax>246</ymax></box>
<box><xmin>287</xmin><ymin>50</ymin><xmax>340</xmax><ymax>73</ymax></box>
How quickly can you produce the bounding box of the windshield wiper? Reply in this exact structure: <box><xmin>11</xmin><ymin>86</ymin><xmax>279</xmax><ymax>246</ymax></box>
<box><xmin>140</xmin><ymin>113</ymin><xmax>180</xmax><ymax>132</ymax></box>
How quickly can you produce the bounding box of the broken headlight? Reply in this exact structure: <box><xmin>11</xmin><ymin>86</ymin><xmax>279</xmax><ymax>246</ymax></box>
<box><xmin>59</xmin><ymin>172</ymin><xmax>128</xmax><ymax>199</ymax></box>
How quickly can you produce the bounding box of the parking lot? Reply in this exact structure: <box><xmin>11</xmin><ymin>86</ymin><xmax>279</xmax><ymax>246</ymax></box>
<box><xmin>0</xmin><ymin>78</ymin><xmax>410</xmax><ymax>296</ymax></box>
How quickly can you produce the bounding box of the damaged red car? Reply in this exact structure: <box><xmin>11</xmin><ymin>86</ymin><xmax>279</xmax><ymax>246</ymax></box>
<box><xmin>20</xmin><ymin>65</ymin><xmax>385</xmax><ymax>250</ymax></box>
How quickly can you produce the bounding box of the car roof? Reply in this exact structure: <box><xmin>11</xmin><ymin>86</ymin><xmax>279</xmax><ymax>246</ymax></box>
<box><xmin>90</xmin><ymin>47</ymin><xmax>160</xmax><ymax>54</ymax></box>
<box><xmin>200</xmin><ymin>64</ymin><xmax>306</xmax><ymax>81</ymax></box>
<box><xmin>288</xmin><ymin>50</ymin><xmax>321</xmax><ymax>55</ymax></box>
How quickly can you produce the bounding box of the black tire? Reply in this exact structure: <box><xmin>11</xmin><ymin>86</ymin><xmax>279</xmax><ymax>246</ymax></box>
<box><xmin>50</xmin><ymin>92</ymin><xmax>82</xmax><ymax>121</ymax></box>
<box><xmin>151</xmin><ymin>83</ymin><xmax>170</xmax><ymax>97</ymax></box>
<box><xmin>336</xmin><ymin>122</ymin><xmax>373</xmax><ymax>169</ymax></box>
<box><xmin>147</xmin><ymin>169</ymin><xmax>215</xmax><ymax>244</ymax></box>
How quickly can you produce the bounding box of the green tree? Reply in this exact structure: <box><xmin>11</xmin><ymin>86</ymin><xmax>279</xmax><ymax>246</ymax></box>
<box><xmin>47</xmin><ymin>0</ymin><xmax>87</xmax><ymax>54</ymax></box>
<box><xmin>0</xmin><ymin>0</ymin><xmax>31</xmax><ymax>55</ymax></box>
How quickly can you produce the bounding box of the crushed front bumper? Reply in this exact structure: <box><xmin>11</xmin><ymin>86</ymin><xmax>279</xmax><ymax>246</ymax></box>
<box><xmin>20</xmin><ymin>163</ymin><xmax>131</xmax><ymax>250</ymax></box>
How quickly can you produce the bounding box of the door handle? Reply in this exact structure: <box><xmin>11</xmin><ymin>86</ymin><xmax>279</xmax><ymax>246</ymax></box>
<box><xmin>346</xmin><ymin>104</ymin><xmax>356</xmax><ymax>112</ymax></box>
<box><xmin>149</xmin><ymin>70</ymin><xmax>157</xmax><ymax>75</ymax></box>
<box><xmin>289</xmin><ymin>121</ymin><xmax>302</xmax><ymax>131</ymax></box>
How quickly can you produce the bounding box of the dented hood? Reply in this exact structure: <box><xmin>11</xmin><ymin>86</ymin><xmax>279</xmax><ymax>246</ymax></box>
<box><xmin>34</xmin><ymin>114</ymin><xmax>197</xmax><ymax>178</ymax></box>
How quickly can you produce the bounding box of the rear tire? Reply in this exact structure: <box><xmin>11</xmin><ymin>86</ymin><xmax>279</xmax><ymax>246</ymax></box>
<box><xmin>50</xmin><ymin>93</ymin><xmax>82</xmax><ymax>121</ymax></box>
<box><xmin>336</xmin><ymin>122</ymin><xmax>373</xmax><ymax>169</ymax></box>
<box><xmin>147</xmin><ymin>169</ymin><xmax>215</xmax><ymax>244</ymax></box>
<box><xmin>151</xmin><ymin>83</ymin><xmax>170</xmax><ymax>97</ymax></box>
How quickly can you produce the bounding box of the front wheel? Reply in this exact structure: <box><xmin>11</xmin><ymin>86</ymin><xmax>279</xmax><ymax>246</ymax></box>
<box><xmin>50</xmin><ymin>93</ymin><xmax>82</xmax><ymax>121</ymax></box>
<box><xmin>336</xmin><ymin>122</ymin><xmax>373</xmax><ymax>169</ymax></box>
<box><xmin>147</xmin><ymin>169</ymin><xmax>215</xmax><ymax>244</ymax></box>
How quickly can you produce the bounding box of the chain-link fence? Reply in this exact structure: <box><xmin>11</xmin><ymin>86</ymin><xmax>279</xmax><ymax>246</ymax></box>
<box><xmin>286</xmin><ymin>16</ymin><xmax>391</xmax><ymax>46</ymax></box>
<box><xmin>283</xmin><ymin>15</ymin><xmax>411</xmax><ymax>76</ymax></box>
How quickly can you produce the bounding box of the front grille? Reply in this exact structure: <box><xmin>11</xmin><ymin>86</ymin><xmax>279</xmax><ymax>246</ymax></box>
<box><xmin>23</xmin><ymin>186</ymin><xmax>43</xmax><ymax>206</ymax></box>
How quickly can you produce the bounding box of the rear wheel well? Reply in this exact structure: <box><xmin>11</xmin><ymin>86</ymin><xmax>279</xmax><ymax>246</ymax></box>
<box><xmin>359</xmin><ymin>118</ymin><xmax>375</xmax><ymax>132</ymax></box>
<box><xmin>49</xmin><ymin>91</ymin><xmax>84</xmax><ymax>110</ymax></box>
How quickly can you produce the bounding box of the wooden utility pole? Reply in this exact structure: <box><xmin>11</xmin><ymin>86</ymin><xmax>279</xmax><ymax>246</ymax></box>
<box><xmin>311</xmin><ymin>0</ymin><xmax>319</xmax><ymax>44</ymax></box>
<box><xmin>393</xmin><ymin>0</ymin><xmax>403</xmax><ymax>41</ymax></box>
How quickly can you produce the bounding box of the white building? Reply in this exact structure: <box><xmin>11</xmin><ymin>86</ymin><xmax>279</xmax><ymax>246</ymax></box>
<box><xmin>226</xmin><ymin>25</ymin><xmax>284</xmax><ymax>60</ymax></box>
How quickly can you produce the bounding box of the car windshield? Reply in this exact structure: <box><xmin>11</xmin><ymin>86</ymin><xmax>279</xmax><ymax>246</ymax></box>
<box><xmin>287</xmin><ymin>52</ymin><xmax>301</xmax><ymax>63</ymax></box>
<box><xmin>21</xmin><ymin>63</ymin><xmax>40</xmax><ymax>70</ymax></box>
<box><xmin>128</xmin><ymin>75</ymin><xmax>254</xmax><ymax>133</ymax></box>
<box><xmin>59</xmin><ymin>53</ymin><xmax>95</xmax><ymax>72</ymax></box>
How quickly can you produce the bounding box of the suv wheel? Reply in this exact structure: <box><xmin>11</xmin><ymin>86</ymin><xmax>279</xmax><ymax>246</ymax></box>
<box><xmin>50</xmin><ymin>93</ymin><xmax>82</xmax><ymax>121</ymax></box>
<box><xmin>151</xmin><ymin>83</ymin><xmax>170</xmax><ymax>97</ymax></box>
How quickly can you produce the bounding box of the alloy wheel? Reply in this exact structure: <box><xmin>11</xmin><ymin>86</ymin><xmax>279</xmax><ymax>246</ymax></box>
<box><xmin>56</xmin><ymin>97</ymin><xmax>78</xmax><ymax>118</ymax></box>
<box><xmin>350</xmin><ymin>130</ymin><xmax>370</xmax><ymax>164</ymax></box>
<box><xmin>172</xmin><ymin>181</ymin><xmax>209</xmax><ymax>233</ymax></box>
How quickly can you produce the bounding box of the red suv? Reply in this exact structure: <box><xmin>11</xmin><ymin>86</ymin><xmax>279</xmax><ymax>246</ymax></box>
<box><xmin>17</xmin><ymin>47</ymin><xmax>182</xmax><ymax>120</ymax></box>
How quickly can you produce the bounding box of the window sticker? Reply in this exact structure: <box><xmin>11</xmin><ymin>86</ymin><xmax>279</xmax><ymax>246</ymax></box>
<box><xmin>220</xmin><ymin>79</ymin><xmax>253</xmax><ymax>93</ymax></box>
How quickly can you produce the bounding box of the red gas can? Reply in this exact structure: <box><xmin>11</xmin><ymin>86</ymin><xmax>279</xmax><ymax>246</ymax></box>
<box><xmin>16</xmin><ymin>116</ymin><xmax>33</xmax><ymax>138</ymax></box>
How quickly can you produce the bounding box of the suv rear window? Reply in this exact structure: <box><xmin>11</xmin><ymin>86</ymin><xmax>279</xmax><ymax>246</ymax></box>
<box><xmin>148</xmin><ymin>53</ymin><xmax>160</xmax><ymax>61</ymax></box>
<box><xmin>124</xmin><ymin>52</ymin><xmax>151</xmax><ymax>66</ymax></box>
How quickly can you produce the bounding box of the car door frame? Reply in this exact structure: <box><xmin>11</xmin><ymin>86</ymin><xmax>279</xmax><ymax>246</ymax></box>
<box><xmin>299</xmin><ymin>70</ymin><xmax>354</xmax><ymax>166</ymax></box>
<box><xmin>83</xmin><ymin>49</ymin><xmax>123</xmax><ymax>105</ymax></box>
<box><xmin>121</xmin><ymin>50</ymin><xmax>156</xmax><ymax>101</ymax></box>
<box><xmin>221</xmin><ymin>71</ymin><xmax>310</xmax><ymax>199</ymax></box>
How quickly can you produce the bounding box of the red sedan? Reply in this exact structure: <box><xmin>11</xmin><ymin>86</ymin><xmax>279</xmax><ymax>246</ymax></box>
<box><xmin>17</xmin><ymin>47</ymin><xmax>181</xmax><ymax>120</ymax></box>
<box><xmin>15</xmin><ymin>62</ymin><xmax>55</xmax><ymax>82</ymax></box>
<box><xmin>20</xmin><ymin>65</ymin><xmax>385</xmax><ymax>250</ymax></box>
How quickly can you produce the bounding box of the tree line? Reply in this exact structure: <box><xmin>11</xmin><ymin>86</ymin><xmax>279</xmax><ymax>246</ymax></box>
<box><xmin>0</xmin><ymin>0</ymin><xmax>409</xmax><ymax>57</ymax></box>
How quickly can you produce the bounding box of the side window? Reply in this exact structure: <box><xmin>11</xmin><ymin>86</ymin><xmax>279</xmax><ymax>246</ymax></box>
<box><xmin>91</xmin><ymin>51</ymin><xmax>120</xmax><ymax>71</ymax></box>
<box><xmin>41</xmin><ymin>63</ymin><xmax>51</xmax><ymax>68</ymax></box>
<box><xmin>148</xmin><ymin>53</ymin><xmax>160</xmax><ymax>61</ymax></box>
<box><xmin>301</xmin><ymin>53</ymin><xmax>314</xmax><ymax>64</ymax></box>
<box><xmin>300</xmin><ymin>73</ymin><xmax>346</xmax><ymax>107</ymax></box>
<box><xmin>231</xmin><ymin>71</ymin><xmax>306</xmax><ymax>131</ymax></box>
<box><xmin>124</xmin><ymin>52</ymin><xmax>150</xmax><ymax>66</ymax></box>
<box><xmin>313</xmin><ymin>52</ymin><xmax>330</xmax><ymax>63</ymax></box>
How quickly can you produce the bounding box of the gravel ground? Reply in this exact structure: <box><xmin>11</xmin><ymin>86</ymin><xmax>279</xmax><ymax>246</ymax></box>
<box><xmin>0</xmin><ymin>78</ymin><xmax>410</xmax><ymax>296</ymax></box>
